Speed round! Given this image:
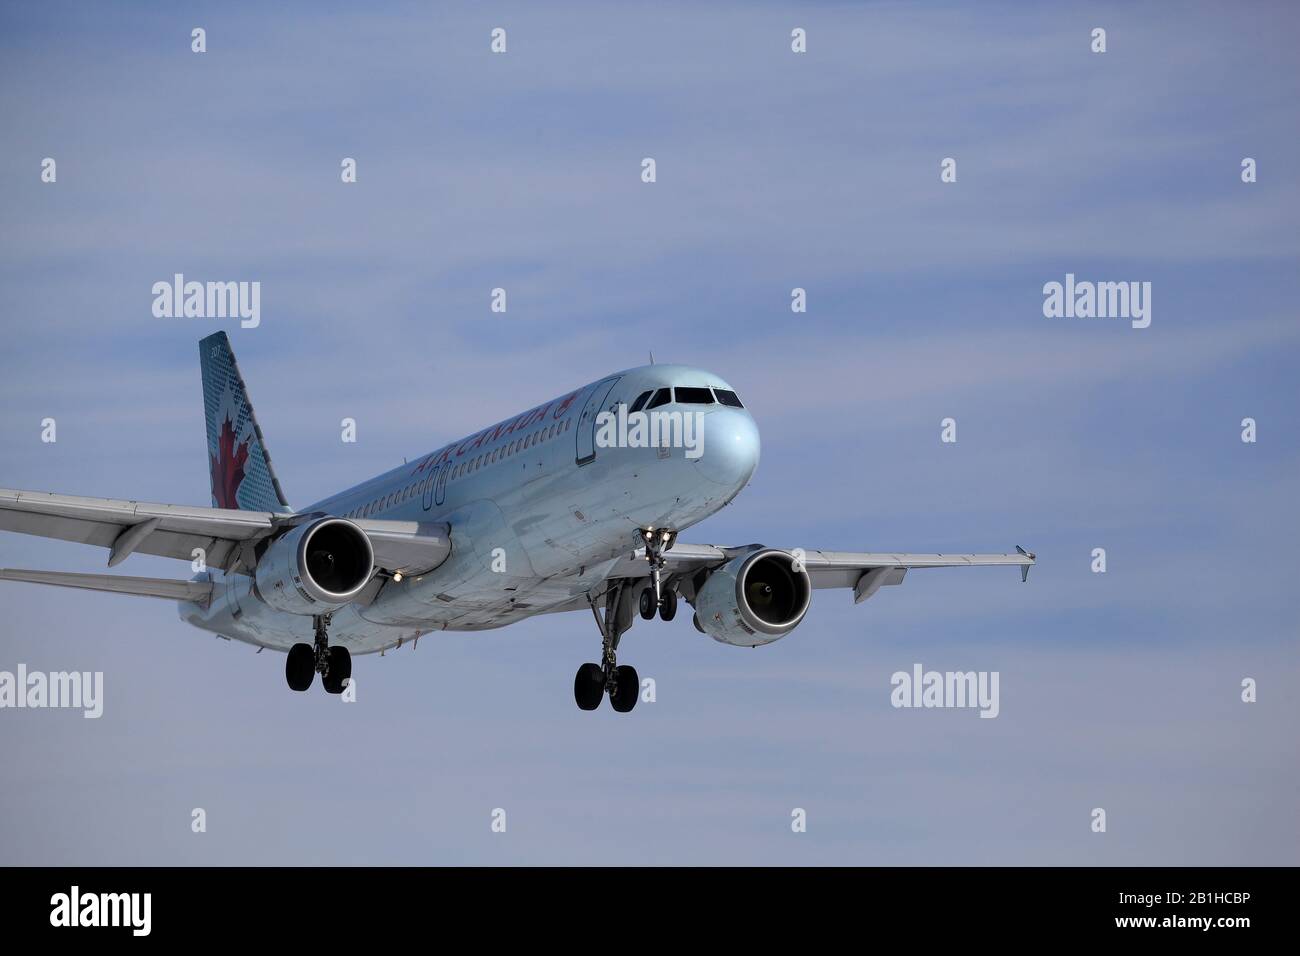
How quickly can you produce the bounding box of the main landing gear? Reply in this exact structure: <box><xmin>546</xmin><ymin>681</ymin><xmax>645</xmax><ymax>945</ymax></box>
<box><xmin>575</xmin><ymin>578</ymin><xmax>640</xmax><ymax>713</ymax></box>
<box><xmin>286</xmin><ymin>614</ymin><xmax>352</xmax><ymax>694</ymax></box>
<box><xmin>573</xmin><ymin>529</ymin><xmax>678</xmax><ymax>714</ymax></box>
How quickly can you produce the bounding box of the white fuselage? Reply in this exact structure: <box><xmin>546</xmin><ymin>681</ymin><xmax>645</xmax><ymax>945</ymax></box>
<box><xmin>178</xmin><ymin>364</ymin><xmax>760</xmax><ymax>654</ymax></box>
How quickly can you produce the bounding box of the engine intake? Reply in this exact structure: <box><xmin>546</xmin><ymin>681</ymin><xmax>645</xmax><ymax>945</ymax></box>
<box><xmin>693</xmin><ymin>548</ymin><xmax>812</xmax><ymax>647</ymax></box>
<box><xmin>253</xmin><ymin>518</ymin><xmax>375</xmax><ymax>615</ymax></box>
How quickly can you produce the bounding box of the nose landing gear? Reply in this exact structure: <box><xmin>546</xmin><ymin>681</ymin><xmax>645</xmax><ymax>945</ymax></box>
<box><xmin>640</xmin><ymin>527</ymin><xmax>675</xmax><ymax>609</ymax></box>
<box><xmin>636</xmin><ymin>527</ymin><xmax>679</xmax><ymax>621</ymax></box>
<box><xmin>639</xmin><ymin>585</ymin><xmax>677</xmax><ymax>621</ymax></box>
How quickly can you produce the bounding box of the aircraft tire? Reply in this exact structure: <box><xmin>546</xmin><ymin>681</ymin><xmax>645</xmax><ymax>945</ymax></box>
<box><xmin>322</xmin><ymin>645</ymin><xmax>352</xmax><ymax>694</ymax></box>
<box><xmin>286</xmin><ymin>643</ymin><xmax>315</xmax><ymax>692</ymax></box>
<box><xmin>609</xmin><ymin>664</ymin><xmax>639</xmax><ymax>713</ymax></box>
<box><xmin>659</xmin><ymin>589</ymin><xmax>677</xmax><ymax>621</ymax></box>
<box><xmin>574</xmin><ymin>663</ymin><xmax>604</xmax><ymax>710</ymax></box>
<box><xmin>638</xmin><ymin>588</ymin><xmax>656</xmax><ymax>620</ymax></box>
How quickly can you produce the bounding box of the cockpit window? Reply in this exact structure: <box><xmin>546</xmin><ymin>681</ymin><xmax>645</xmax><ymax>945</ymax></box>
<box><xmin>628</xmin><ymin>390</ymin><xmax>652</xmax><ymax>413</ymax></box>
<box><xmin>713</xmin><ymin>388</ymin><xmax>744</xmax><ymax>408</ymax></box>
<box><xmin>646</xmin><ymin>388</ymin><xmax>672</xmax><ymax>409</ymax></box>
<box><xmin>674</xmin><ymin>387</ymin><xmax>714</xmax><ymax>405</ymax></box>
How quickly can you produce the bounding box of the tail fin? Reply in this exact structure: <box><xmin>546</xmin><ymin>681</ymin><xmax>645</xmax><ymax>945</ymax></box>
<box><xmin>199</xmin><ymin>332</ymin><xmax>291</xmax><ymax>513</ymax></box>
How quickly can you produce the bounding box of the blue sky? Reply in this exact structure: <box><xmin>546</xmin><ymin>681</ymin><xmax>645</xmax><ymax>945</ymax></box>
<box><xmin>1</xmin><ymin>0</ymin><xmax>1297</xmax><ymax>864</ymax></box>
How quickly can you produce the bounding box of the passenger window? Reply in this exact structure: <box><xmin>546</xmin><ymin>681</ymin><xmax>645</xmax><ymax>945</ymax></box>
<box><xmin>675</xmin><ymin>386</ymin><xmax>713</xmax><ymax>404</ymax></box>
<box><xmin>628</xmin><ymin>390</ymin><xmax>652</xmax><ymax>413</ymax></box>
<box><xmin>714</xmin><ymin>388</ymin><xmax>744</xmax><ymax>408</ymax></box>
<box><xmin>646</xmin><ymin>388</ymin><xmax>671</xmax><ymax>409</ymax></box>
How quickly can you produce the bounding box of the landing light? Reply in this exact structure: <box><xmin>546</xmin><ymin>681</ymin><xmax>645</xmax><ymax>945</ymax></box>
<box><xmin>393</xmin><ymin>572</ymin><xmax>403</xmax><ymax>583</ymax></box>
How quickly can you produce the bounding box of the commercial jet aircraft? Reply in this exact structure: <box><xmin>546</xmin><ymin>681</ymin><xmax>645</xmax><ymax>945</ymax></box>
<box><xmin>0</xmin><ymin>332</ymin><xmax>1034</xmax><ymax>712</ymax></box>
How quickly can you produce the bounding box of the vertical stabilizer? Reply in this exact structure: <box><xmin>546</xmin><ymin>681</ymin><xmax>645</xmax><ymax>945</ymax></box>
<box><xmin>199</xmin><ymin>332</ymin><xmax>291</xmax><ymax>513</ymax></box>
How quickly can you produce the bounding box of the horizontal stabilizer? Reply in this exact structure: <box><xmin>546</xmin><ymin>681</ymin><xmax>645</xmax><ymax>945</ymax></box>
<box><xmin>0</xmin><ymin>568</ymin><xmax>212</xmax><ymax>603</ymax></box>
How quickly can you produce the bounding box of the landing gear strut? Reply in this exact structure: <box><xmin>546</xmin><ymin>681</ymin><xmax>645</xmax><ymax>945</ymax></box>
<box><xmin>641</xmin><ymin>527</ymin><xmax>675</xmax><ymax>610</ymax></box>
<box><xmin>572</xmin><ymin>529</ymin><xmax>678</xmax><ymax>713</ymax></box>
<box><xmin>637</xmin><ymin>527</ymin><xmax>678</xmax><ymax>621</ymax></box>
<box><xmin>573</xmin><ymin>579</ymin><xmax>640</xmax><ymax>713</ymax></box>
<box><xmin>286</xmin><ymin>614</ymin><xmax>351</xmax><ymax>694</ymax></box>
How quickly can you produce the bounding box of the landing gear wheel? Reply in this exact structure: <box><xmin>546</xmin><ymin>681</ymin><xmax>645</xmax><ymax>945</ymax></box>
<box><xmin>609</xmin><ymin>664</ymin><xmax>640</xmax><ymax>713</ymax></box>
<box><xmin>322</xmin><ymin>645</ymin><xmax>352</xmax><ymax>694</ymax></box>
<box><xmin>574</xmin><ymin>662</ymin><xmax>604</xmax><ymax>711</ymax></box>
<box><xmin>659</xmin><ymin>588</ymin><xmax>678</xmax><ymax>622</ymax></box>
<box><xmin>639</xmin><ymin>587</ymin><xmax>656</xmax><ymax>620</ymax></box>
<box><xmin>286</xmin><ymin>643</ymin><xmax>315</xmax><ymax>691</ymax></box>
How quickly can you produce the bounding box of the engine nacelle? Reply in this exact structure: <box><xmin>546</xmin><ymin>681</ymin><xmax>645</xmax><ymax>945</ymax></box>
<box><xmin>253</xmin><ymin>518</ymin><xmax>375</xmax><ymax>615</ymax></box>
<box><xmin>693</xmin><ymin>548</ymin><xmax>812</xmax><ymax>647</ymax></box>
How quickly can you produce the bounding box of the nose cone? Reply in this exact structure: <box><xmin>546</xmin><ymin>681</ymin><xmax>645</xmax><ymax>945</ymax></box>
<box><xmin>694</xmin><ymin>409</ymin><xmax>760</xmax><ymax>487</ymax></box>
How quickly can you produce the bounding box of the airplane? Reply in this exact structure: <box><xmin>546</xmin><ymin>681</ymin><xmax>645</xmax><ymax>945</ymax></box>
<box><xmin>0</xmin><ymin>332</ymin><xmax>1035</xmax><ymax>713</ymax></box>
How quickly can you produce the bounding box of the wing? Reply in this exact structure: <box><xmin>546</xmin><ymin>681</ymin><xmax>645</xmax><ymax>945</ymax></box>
<box><xmin>0</xmin><ymin>568</ymin><xmax>214</xmax><ymax>602</ymax></box>
<box><xmin>791</xmin><ymin>548</ymin><xmax>1036</xmax><ymax>601</ymax></box>
<box><xmin>608</xmin><ymin>542</ymin><xmax>1035</xmax><ymax>602</ymax></box>
<box><xmin>0</xmin><ymin>487</ymin><xmax>277</xmax><ymax>571</ymax></box>
<box><xmin>0</xmin><ymin>487</ymin><xmax>450</xmax><ymax>576</ymax></box>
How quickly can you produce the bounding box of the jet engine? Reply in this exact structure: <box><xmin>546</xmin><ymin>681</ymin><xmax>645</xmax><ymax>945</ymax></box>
<box><xmin>253</xmin><ymin>517</ymin><xmax>375</xmax><ymax>615</ymax></box>
<box><xmin>693</xmin><ymin>548</ymin><xmax>812</xmax><ymax>647</ymax></box>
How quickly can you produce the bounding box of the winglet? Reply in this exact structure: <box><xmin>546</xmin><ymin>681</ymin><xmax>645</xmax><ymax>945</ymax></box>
<box><xmin>1016</xmin><ymin>545</ymin><xmax>1035</xmax><ymax>582</ymax></box>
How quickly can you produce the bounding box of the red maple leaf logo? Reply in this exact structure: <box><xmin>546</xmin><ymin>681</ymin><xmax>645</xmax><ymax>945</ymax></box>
<box><xmin>210</xmin><ymin>415</ymin><xmax>250</xmax><ymax>509</ymax></box>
